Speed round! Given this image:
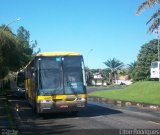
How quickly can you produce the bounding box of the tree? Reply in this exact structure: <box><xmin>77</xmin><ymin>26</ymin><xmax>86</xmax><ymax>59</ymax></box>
<box><xmin>16</xmin><ymin>26</ymin><xmax>40</xmax><ymax>68</ymax></box>
<box><xmin>0</xmin><ymin>28</ymin><xmax>18</xmax><ymax>79</ymax></box>
<box><xmin>0</xmin><ymin>25</ymin><xmax>39</xmax><ymax>80</ymax></box>
<box><xmin>136</xmin><ymin>0</ymin><xmax>160</xmax><ymax>33</ymax></box>
<box><xmin>101</xmin><ymin>68</ymin><xmax>110</xmax><ymax>80</ymax></box>
<box><xmin>16</xmin><ymin>26</ymin><xmax>33</xmax><ymax>68</ymax></box>
<box><xmin>103</xmin><ymin>58</ymin><xmax>123</xmax><ymax>84</ymax></box>
<box><xmin>85</xmin><ymin>67</ymin><xmax>92</xmax><ymax>85</ymax></box>
<box><xmin>119</xmin><ymin>68</ymin><xmax>128</xmax><ymax>75</ymax></box>
<box><xmin>133</xmin><ymin>39</ymin><xmax>158</xmax><ymax>81</ymax></box>
<box><xmin>127</xmin><ymin>61</ymin><xmax>137</xmax><ymax>79</ymax></box>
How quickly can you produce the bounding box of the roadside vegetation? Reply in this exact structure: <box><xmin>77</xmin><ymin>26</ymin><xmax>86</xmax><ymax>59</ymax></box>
<box><xmin>0</xmin><ymin>25</ymin><xmax>40</xmax><ymax>80</ymax></box>
<box><xmin>136</xmin><ymin>0</ymin><xmax>160</xmax><ymax>33</ymax></box>
<box><xmin>5</xmin><ymin>101</ymin><xmax>16</xmax><ymax>129</ymax></box>
<box><xmin>103</xmin><ymin>58</ymin><xmax>124</xmax><ymax>84</ymax></box>
<box><xmin>89</xmin><ymin>81</ymin><xmax>160</xmax><ymax>105</ymax></box>
<box><xmin>0</xmin><ymin>89</ymin><xmax>16</xmax><ymax>96</ymax></box>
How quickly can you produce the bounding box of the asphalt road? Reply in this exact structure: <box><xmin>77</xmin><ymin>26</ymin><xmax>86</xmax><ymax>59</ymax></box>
<box><xmin>7</xmin><ymin>96</ymin><xmax>160</xmax><ymax>135</ymax></box>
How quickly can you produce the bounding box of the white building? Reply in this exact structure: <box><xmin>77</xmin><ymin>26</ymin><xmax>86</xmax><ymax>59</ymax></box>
<box><xmin>91</xmin><ymin>73</ymin><xmax>107</xmax><ymax>86</ymax></box>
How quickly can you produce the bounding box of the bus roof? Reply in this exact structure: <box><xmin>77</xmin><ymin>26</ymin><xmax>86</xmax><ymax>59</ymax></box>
<box><xmin>36</xmin><ymin>52</ymin><xmax>81</xmax><ymax>57</ymax></box>
<box><xmin>23</xmin><ymin>52</ymin><xmax>82</xmax><ymax>69</ymax></box>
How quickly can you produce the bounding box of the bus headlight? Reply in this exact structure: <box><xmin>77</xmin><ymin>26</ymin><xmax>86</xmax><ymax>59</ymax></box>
<box><xmin>39</xmin><ymin>100</ymin><xmax>53</xmax><ymax>103</ymax></box>
<box><xmin>81</xmin><ymin>98</ymin><xmax>86</xmax><ymax>101</ymax></box>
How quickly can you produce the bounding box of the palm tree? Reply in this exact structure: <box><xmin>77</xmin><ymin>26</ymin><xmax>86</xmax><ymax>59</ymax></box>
<box><xmin>103</xmin><ymin>58</ymin><xmax>123</xmax><ymax>84</ymax></box>
<box><xmin>136</xmin><ymin>0</ymin><xmax>160</xmax><ymax>33</ymax></box>
<box><xmin>127</xmin><ymin>61</ymin><xmax>137</xmax><ymax>79</ymax></box>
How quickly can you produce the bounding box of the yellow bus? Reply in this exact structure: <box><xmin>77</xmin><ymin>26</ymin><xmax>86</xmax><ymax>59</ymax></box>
<box><xmin>24</xmin><ymin>52</ymin><xmax>87</xmax><ymax>114</ymax></box>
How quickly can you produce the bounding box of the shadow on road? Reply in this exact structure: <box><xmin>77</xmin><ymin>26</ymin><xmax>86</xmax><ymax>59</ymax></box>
<box><xmin>38</xmin><ymin>103</ymin><xmax>122</xmax><ymax>119</ymax></box>
<box><xmin>8</xmin><ymin>96</ymin><xmax>122</xmax><ymax>120</ymax></box>
<box><xmin>79</xmin><ymin>103</ymin><xmax>122</xmax><ymax>118</ymax></box>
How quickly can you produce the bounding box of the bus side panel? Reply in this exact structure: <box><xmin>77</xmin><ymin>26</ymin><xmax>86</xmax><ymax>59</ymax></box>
<box><xmin>25</xmin><ymin>78</ymin><xmax>36</xmax><ymax>107</ymax></box>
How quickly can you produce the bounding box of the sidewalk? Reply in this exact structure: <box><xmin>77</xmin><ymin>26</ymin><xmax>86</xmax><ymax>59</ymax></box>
<box><xmin>0</xmin><ymin>96</ymin><xmax>11</xmax><ymax>129</ymax></box>
<box><xmin>0</xmin><ymin>95</ymin><xmax>20</xmax><ymax>135</ymax></box>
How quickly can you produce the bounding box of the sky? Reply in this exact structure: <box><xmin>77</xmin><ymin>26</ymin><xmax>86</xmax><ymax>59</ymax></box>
<box><xmin>0</xmin><ymin>0</ymin><xmax>158</xmax><ymax>69</ymax></box>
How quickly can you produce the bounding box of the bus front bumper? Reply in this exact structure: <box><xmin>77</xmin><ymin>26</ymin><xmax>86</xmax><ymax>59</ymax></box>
<box><xmin>37</xmin><ymin>101</ymin><xmax>87</xmax><ymax>113</ymax></box>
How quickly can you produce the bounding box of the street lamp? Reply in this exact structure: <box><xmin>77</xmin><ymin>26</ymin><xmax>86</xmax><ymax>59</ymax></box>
<box><xmin>86</xmin><ymin>49</ymin><xmax>93</xmax><ymax>86</ymax></box>
<box><xmin>86</xmin><ymin>49</ymin><xmax>93</xmax><ymax>68</ymax></box>
<box><xmin>3</xmin><ymin>17</ymin><xmax>21</xmax><ymax>31</ymax></box>
<box><xmin>157</xmin><ymin>27</ymin><xmax>160</xmax><ymax>82</ymax></box>
<box><xmin>158</xmin><ymin>29</ymin><xmax>160</xmax><ymax>62</ymax></box>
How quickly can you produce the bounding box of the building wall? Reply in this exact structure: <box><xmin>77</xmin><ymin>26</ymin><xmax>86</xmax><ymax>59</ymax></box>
<box><xmin>91</xmin><ymin>79</ymin><xmax>107</xmax><ymax>86</ymax></box>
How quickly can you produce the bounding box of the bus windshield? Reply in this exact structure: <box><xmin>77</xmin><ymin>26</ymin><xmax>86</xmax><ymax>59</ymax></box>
<box><xmin>38</xmin><ymin>56</ymin><xmax>85</xmax><ymax>95</ymax></box>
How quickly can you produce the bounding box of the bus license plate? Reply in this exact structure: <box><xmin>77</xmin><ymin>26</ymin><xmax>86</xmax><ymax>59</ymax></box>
<box><xmin>60</xmin><ymin>105</ymin><xmax>68</xmax><ymax>108</ymax></box>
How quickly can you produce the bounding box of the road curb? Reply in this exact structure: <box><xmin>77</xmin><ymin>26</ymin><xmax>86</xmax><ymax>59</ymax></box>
<box><xmin>88</xmin><ymin>96</ymin><xmax>160</xmax><ymax>111</ymax></box>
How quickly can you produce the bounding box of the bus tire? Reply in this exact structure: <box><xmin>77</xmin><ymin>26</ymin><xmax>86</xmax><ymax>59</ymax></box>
<box><xmin>25</xmin><ymin>93</ymin><xmax>28</xmax><ymax>100</ymax></box>
<box><xmin>36</xmin><ymin>104</ymin><xmax>42</xmax><ymax>115</ymax></box>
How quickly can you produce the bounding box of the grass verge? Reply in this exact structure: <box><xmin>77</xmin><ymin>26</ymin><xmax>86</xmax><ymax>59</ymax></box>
<box><xmin>89</xmin><ymin>81</ymin><xmax>160</xmax><ymax>105</ymax></box>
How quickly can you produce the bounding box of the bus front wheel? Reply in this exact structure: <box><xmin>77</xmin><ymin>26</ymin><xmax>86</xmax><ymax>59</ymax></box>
<box><xmin>35</xmin><ymin>104</ymin><xmax>41</xmax><ymax>114</ymax></box>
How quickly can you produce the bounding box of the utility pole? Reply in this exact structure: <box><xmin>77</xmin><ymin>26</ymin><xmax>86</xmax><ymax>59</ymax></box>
<box><xmin>158</xmin><ymin>28</ymin><xmax>160</xmax><ymax>82</ymax></box>
<box><xmin>155</xmin><ymin>26</ymin><xmax>160</xmax><ymax>82</ymax></box>
<box><xmin>86</xmin><ymin>49</ymin><xmax>93</xmax><ymax>68</ymax></box>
